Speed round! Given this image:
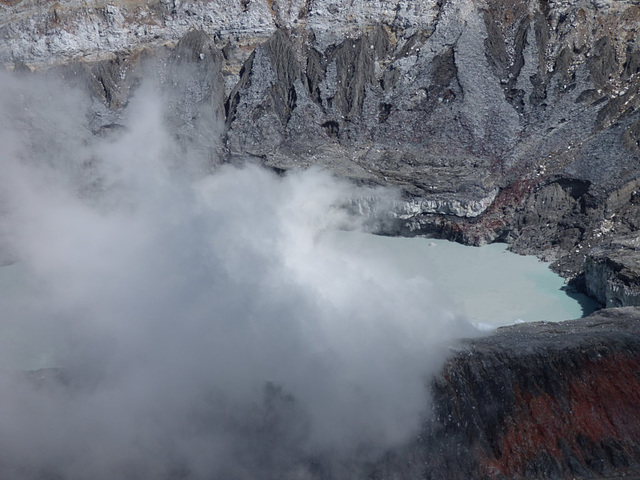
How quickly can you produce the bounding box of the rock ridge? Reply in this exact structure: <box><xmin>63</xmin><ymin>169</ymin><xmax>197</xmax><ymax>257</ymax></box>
<box><xmin>4</xmin><ymin>0</ymin><xmax>640</xmax><ymax>292</ymax></box>
<box><xmin>373</xmin><ymin>307</ymin><xmax>640</xmax><ymax>480</ymax></box>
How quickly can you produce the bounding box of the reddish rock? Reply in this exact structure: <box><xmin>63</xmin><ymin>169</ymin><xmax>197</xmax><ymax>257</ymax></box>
<box><xmin>372</xmin><ymin>307</ymin><xmax>640</xmax><ymax>480</ymax></box>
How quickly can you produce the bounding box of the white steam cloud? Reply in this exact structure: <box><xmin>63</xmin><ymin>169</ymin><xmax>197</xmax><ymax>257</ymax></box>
<box><xmin>0</xmin><ymin>69</ymin><xmax>477</xmax><ymax>479</ymax></box>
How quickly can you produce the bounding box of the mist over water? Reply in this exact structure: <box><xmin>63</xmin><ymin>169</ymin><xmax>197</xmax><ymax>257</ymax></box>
<box><xmin>323</xmin><ymin>233</ymin><xmax>598</xmax><ymax>329</ymax></box>
<box><xmin>0</xmin><ymin>71</ymin><xmax>479</xmax><ymax>479</ymax></box>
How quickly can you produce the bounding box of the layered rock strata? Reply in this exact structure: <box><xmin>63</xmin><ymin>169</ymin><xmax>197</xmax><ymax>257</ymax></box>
<box><xmin>3</xmin><ymin>0</ymin><xmax>640</xmax><ymax>288</ymax></box>
<box><xmin>585</xmin><ymin>234</ymin><xmax>640</xmax><ymax>307</ymax></box>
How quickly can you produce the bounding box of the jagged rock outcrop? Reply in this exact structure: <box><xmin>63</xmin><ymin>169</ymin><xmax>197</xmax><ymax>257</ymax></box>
<box><xmin>4</xmin><ymin>0</ymin><xmax>640</xmax><ymax>288</ymax></box>
<box><xmin>374</xmin><ymin>307</ymin><xmax>640</xmax><ymax>480</ymax></box>
<box><xmin>585</xmin><ymin>234</ymin><xmax>640</xmax><ymax>307</ymax></box>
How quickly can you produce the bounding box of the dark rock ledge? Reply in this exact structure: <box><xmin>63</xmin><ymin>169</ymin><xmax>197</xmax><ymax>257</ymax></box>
<box><xmin>585</xmin><ymin>235</ymin><xmax>640</xmax><ymax>308</ymax></box>
<box><xmin>374</xmin><ymin>307</ymin><xmax>640</xmax><ymax>480</ymax></box>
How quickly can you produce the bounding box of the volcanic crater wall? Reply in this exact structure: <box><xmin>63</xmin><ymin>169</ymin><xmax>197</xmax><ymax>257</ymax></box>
<box><xmin>3</xmin><ymin>1</ymin><xmax>640</xmax><ymax>479</ymax></box>
<box><xmin>4</xmin><ymin>0</ymin><xmax>640</xmax><ymax>283</ymax></box>
<box><xmin>396</xmin><ymin>307</ymin><xmax>640</xmax><ymax>480</ymax></box>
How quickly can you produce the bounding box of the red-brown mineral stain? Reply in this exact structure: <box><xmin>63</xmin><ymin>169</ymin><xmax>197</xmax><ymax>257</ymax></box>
<box><xmin>482</xmin><ymin>354</ymin><xmax>640</xmax><ymax>477</ymax></box>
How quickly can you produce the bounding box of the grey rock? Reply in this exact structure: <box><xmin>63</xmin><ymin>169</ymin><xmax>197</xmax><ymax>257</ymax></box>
<box><xmin>2</xmin><ymin>0</ymin><xmax>640</xmax><ymax>296</ymax></box>
<box><xmin>372</xmin><ymin>307</ymin><xmax>640</xmax><ymax>480</ymax></box>
<box><xmin>165</xmin><ymin>29</ymin><xmax>226</xmax><ymax>174</ymax></box>
<box><xmin>585</xmin><ymin>234</ymin><xmax>640</xmax><ymax>307</ymax></box>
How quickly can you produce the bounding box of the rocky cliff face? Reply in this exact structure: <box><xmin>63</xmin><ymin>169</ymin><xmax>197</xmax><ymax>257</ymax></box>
<box><xmin>376</xmin><ymin>307</ymin><xmax>640</xmax><ymax>480</ymax></box>
<box><xmin>585</xmin><ymin>234</ymin><xmax>640</xmax><ymax>307</ymax></box>
<box><xmin>3</xmin><ymin>0</ymin><xmax>640</xmax><ymax>288</ymax></box>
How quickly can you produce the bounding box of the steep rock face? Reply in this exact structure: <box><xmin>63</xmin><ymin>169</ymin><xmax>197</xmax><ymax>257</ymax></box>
<box><xmin>40</xmin><ymin>28</ymin><xmax>227</xmax><ymax>170</ymax></box>
<box><xmin>585</xmin><ymin>234</ymin><xmax>640</xmax><ymax>307</ymax></box>
<box><xmin>374</xmin><ymin>307</ymin><xmax>640</xmax><ymax>480</ymax></box>
<box><xmin>2</xmin><ymin>0</ymin><xmax>640</xmax><ymax>284</ymax></box>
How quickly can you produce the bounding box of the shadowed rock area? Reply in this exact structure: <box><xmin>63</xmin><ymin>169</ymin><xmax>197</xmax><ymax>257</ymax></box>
<box><xmin>3</xmin><ymin>0</ymin><xmax>640</xmax><ymax>287</ymax></box>
<box><xmin>586</xmin><ymin>234</ymin><xmax>640</xmax><ymax>307</ymax></box>
<box><xmin>374</xmin><ymin>307</ymin><xmax>640</xmax><ymax>480</ymax></box>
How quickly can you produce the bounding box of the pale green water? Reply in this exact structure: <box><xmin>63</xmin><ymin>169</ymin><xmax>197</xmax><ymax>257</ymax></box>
<box><xmin>0</xmin><ymin>233</ymin><xmax>598</xmax><ymax>369</ymax></box>
<box><xmin>321</xmin><ymin>231</ymin><xmax>598</xmax><ymax>329</ymax></box>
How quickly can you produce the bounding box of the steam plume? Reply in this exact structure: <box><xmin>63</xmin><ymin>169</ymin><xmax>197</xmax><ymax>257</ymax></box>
<box><xmin>0</xmin><ymin>69</ymin><xmax>476</xmax><ymax>479</ymax></box>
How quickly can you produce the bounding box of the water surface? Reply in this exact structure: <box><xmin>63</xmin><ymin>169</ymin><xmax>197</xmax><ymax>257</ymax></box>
<box><xmin>0</xmin><ymin>232</ymin><xmax>598</xmax><ymax>370</ymax></box>
<box><xmin>321</xmin><ymin>231</ymin><xmax>598</xmax><ymax>329</ymax></box>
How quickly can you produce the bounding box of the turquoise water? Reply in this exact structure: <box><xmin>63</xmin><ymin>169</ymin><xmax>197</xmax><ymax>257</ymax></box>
<box><xmin>320</xmin><ymin>231</ymin><xmax>598</xmax><ymax>329</ymax></box>
<box><xmin>0</xmin><ymin>233</ymin><xmax>598</xmax><ymax>369</ymax></box>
